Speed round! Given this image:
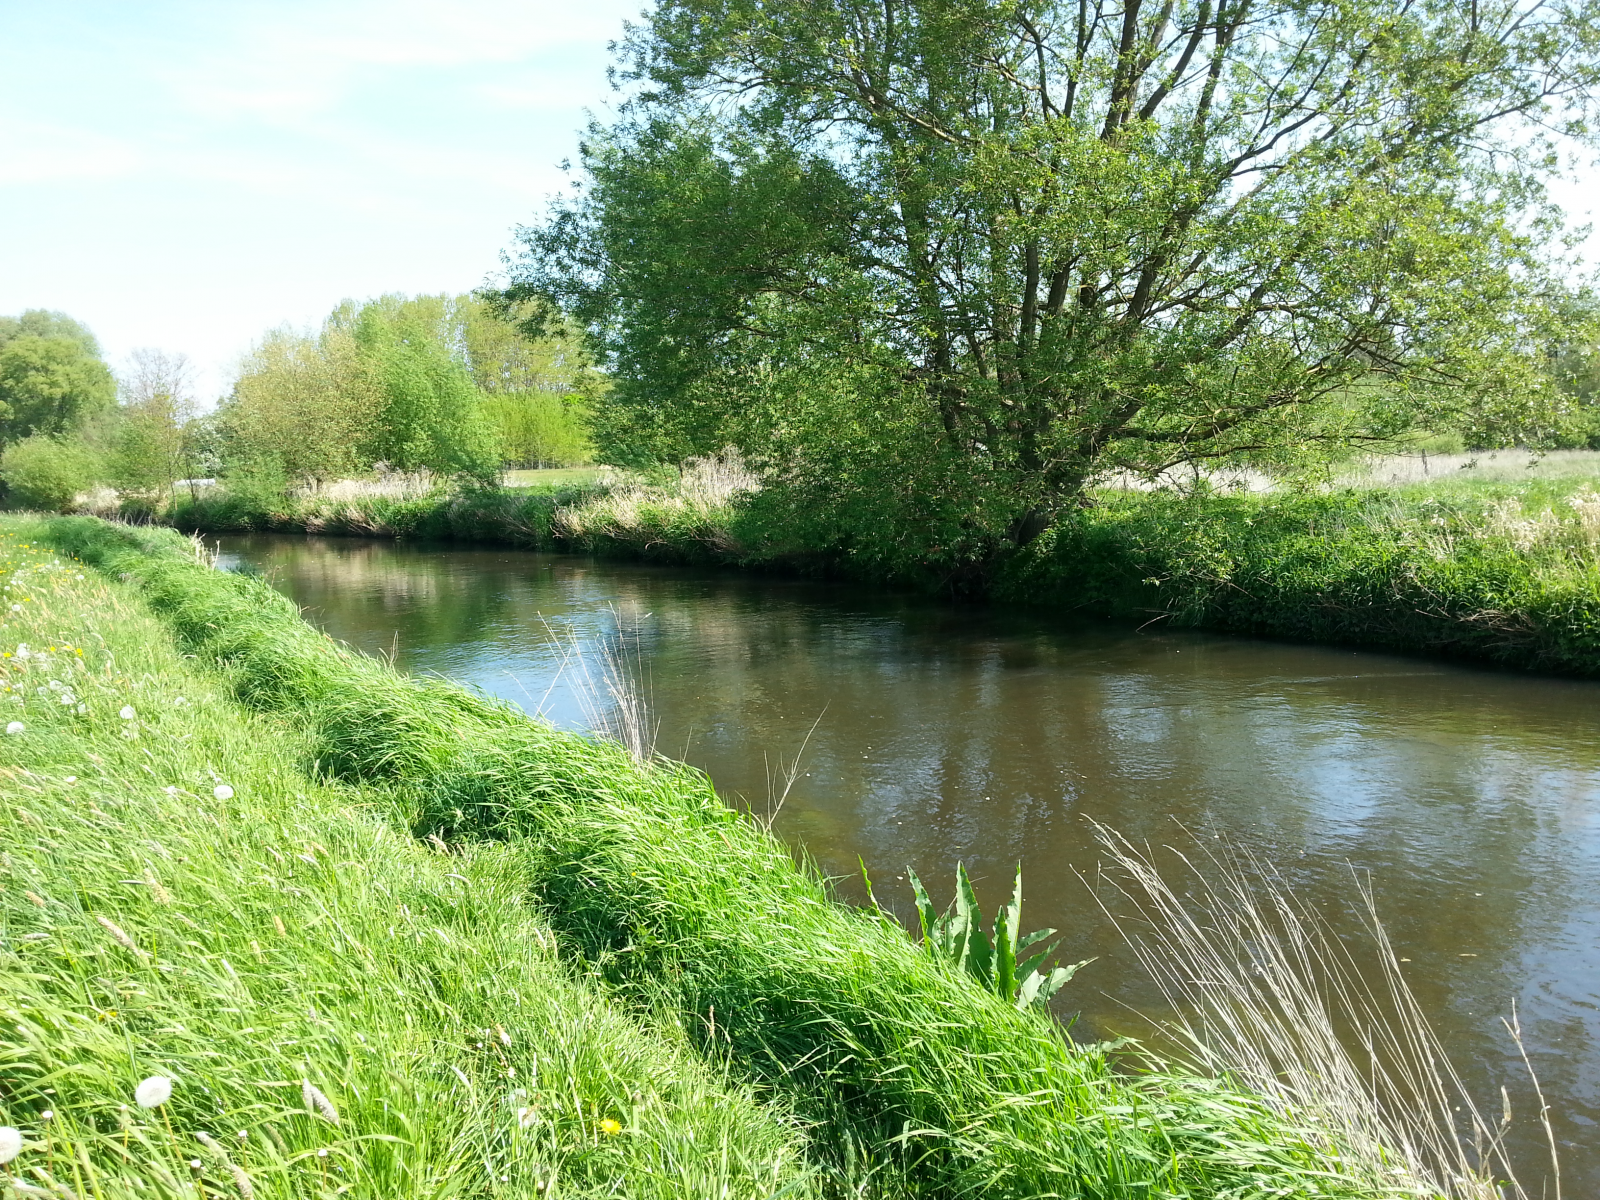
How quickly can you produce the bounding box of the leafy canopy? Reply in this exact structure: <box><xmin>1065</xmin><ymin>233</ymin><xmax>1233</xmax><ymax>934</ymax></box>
<box><xmin>222</xmin><ymin>294</ymin><xmax>595</xmax><ymax>483</ymax></box>
<box><xmin>509</xmin><ymin>0</ymin><xmax>1600</xmax><ymax>568</ymax></box>
<box><xmin>0</xmin><ymin>310</ymin><xmax>115</xmax><ymax>445</ymax></box>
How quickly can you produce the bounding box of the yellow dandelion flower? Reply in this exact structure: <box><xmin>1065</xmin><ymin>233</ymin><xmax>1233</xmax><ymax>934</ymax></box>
<box><xmin>599</xmin><ymin>1118</ymin><xmax>622</xmax><ymax>1135</ymax></box>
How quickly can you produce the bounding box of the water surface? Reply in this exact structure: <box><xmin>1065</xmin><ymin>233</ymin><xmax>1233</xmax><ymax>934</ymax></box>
<box><xmin>217</xmin><ymin>534</ymin><xmax>1600</xmax><ymax>1191</ymax></box>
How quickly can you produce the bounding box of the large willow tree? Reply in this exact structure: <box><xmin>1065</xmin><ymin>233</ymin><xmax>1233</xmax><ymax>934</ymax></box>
<box><xmin>510</xmin><ymin>0</ymin><xmax>1600</xmax><ymax>567</ymax></box>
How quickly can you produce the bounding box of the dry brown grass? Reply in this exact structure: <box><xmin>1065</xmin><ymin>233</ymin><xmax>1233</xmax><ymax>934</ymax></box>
<box><xmin>1090</xmin><ymin>822</ymin><xmax>1555</xmax><ymax>1200</ymax></box>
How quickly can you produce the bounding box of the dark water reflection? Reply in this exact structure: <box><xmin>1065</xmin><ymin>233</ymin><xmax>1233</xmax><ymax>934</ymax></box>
<box><xmin>217</xmin><ymin>534</ymin><xmax>1600</xmax><ymax>1191</ymax></box>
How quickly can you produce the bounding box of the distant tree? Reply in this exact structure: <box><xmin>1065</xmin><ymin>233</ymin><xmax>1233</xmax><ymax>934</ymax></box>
<box><xmin>467</xmin><ymin>296</ymin><xmax>598</xmax><ymax>467</ymax></box>
<box><xmin>225</xmin><ymin>325</ymin><xmax>379</xmax><ymax>484</ymax></box>
<box><xmin>0</xmin><ymin>309</ymin><xmax>115</xmax><ymax>445</ymax></box>
<box><xmin>0</xmin><ymin>435</ymin><xmax>99</xmax><ymax>512</ymax></box>
<box><xmin>0</xmin><ymin>309</ymin><xmax>103</xmax><ymax>357</ymax></box>
<box><xmin>108</xmin><ymin>349</ymin><xmax>196</xmax><ymax>495</ymax></box>
<box><xmin>350</xmin><ymin>299</ymin><xmax>499</xmax><ymax>481</ymax></box>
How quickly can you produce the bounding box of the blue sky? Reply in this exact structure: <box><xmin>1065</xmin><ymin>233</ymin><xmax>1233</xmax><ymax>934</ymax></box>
<box><xmin>2</xmin><ymin>1</ymin><xmax>1596</xmax><ymax>404</ymax></box>
<box><xmin>0</xmin><ymin>0</ymin><xmax>640</xmax><ymax>399</ymax></box>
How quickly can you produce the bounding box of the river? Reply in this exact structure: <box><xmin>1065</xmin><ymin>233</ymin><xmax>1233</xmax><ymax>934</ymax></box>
<box><xmin>216</xmin><ymin>533</ymin><xmax>1600</xmax><ymax>1192</ymax></box>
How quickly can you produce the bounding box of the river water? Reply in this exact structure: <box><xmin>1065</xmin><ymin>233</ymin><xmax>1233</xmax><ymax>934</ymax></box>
<box><xmin>217</xmin><ymin>534</ymin><xmax>1600</xmax><ymax>1191</ymax></box>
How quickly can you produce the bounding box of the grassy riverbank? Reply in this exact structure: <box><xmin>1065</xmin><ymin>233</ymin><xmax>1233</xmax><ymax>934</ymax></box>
<box><xmin>3</xmin><ymin>513</ymin><xmax>1480</xmax><ymax>1198</ymax></box>
<box><xmin>0</xmin><ymin>524</ymin><xmax>814</xmax><ymax>1198</ymax></box>
<box><xmin>154</xmin><ymin>464</ymin><xmax>1600</xmax><ymax>675</ymax></box>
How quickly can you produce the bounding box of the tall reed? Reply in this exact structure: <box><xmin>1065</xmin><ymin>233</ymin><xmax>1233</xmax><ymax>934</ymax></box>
<box><xmin>1090</xmin><ymin>823</ymin><xmax>1553</xmax><ymax>1200</ymax></box>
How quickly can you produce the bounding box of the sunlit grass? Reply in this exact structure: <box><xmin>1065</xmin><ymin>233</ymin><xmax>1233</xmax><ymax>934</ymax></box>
<box><xmin>0</xmin><ymin>526</ymin><xmax>816</xmax><ymax>1199</ymax></box>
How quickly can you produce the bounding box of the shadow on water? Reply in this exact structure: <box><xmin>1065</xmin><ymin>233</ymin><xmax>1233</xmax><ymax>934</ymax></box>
<box><xmin>217</xmin><ymin>533</ymin><xmax>1600</xmax><ymax>1192</ymax></box>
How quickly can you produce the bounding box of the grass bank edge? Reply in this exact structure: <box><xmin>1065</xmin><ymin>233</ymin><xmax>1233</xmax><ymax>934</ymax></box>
<box><xmin>37</xmin><ymin>514</ymin><xmax>1468</xmax><ymax>1199</ymax></box>
<box><xmin>0</xmin><ymin>517</ymin><xmax>820</xmax><ymax>1199</ymax></box>
<box><xmin>161</xmin><ymin>475</ymin><xmax>1600</xmax><ymax>676</ymax></box>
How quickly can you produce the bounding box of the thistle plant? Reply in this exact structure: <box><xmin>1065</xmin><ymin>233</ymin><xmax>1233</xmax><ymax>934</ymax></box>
<box><xmin>907</xmin><ymin>863</ymin><xmax>1091</xmax><ymax>1011</ymax></box>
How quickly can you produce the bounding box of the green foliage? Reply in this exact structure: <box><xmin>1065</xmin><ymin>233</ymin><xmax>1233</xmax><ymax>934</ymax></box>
<box><xmin>908</xmin><ymin>863</ymin><xmax>1090</xmax><ymax>1011</ymax></box>
<box><xmin>483</xmin><ymin>390</ymin><xmax>594</xmax><ymax>467</ymax></box>
<box><xmin>510</xmin><ymin>0</ymin><xmax>1600</xmax><ymax>566</ymax></box>
<box><xmin>103</xmin><ymin>349</ymin><xmax>197</xmax><ymax>495</ymax></box>
<box><xmin>225</xmin><ymin>325</ymin><xmax>377</xmax><ymax>483</ymax></box>
<box><xmin>0</xmin><ymin>307</ymin><xmax>104</xmax><ymax>357</ymax></box>
<box><xmin>218</xmin><ymin>294</ymin><xmax>594</xmax><ymax>489</ymax></box>
<box><xmin>0</xmin><ymin>311</ymin><xmax>116</xmax><ymax>444</ymax></box>
<box><xmin>993</xmin><ymin>481</ymin><xmax>1600</xmax><ymax>674</ymax></box>
<box><xmin>37</xmin><ymin>514</ymin><xmax>1428</xmax><ymax>1199</ymax></box>
<box><xmin>0</xmin><ymin>529</ymin><xmax>817</xmax><ymax>1198</ymax></box>
<box><xmin>350</xmin><ymin>302</ymin><xmax>498</xmax><ymax>480</ymax></box>
<box><xmin>0</xmin><ymin>434</ymin><xmax>98</xmax><ymax>510</ymax></box>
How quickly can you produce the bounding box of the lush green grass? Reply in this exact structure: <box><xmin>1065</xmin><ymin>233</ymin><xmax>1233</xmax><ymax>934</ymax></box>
<box><xmin>30</xmin><ymin>515</ymin><xmax>1454</xmax><ymax>1199</ymax></box>
<box><xmin>995</xmin><ymin>480</ymin><xmax>1600</xmax><ymax>674</ymax></box>
<box><xmin>0</xmin><ymin>523</ymin><xmax>817</xmax><ymax>1199</ymax></box>
<box><xmin>502</xmin><ymin>468</ymin><xmax>616</xmax><ymax>489</ymax></box>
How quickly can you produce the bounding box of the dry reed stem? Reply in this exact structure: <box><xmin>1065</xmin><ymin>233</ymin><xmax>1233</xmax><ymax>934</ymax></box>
<box><xmin>1087</xmin><ymin>820</ymin><xmax>1544</xmax><ymax>1200</ymax></box>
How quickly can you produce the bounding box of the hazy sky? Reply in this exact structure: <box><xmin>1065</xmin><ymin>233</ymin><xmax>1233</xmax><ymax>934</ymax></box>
<box><xmin>2</xmin><ymin>1</ymin><xmax>1596</xmax><ymax>405</ymax></box>
<box><xmin>0</xmin><ymin>0</ymin><xmax>640</xmax><ymax>400</ymax></box>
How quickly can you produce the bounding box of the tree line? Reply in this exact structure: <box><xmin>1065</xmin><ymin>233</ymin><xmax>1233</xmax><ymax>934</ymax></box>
<box><xmin>0</xmin><ymin>294</ymin><xmax>599</xmax><ymax>510</ymax></box>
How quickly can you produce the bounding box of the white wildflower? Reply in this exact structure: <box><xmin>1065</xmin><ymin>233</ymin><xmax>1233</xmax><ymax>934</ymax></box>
<box><xmin>75</xmin><ymin>704</ymin><xmax>86</xmax><ymax>714</ymax></box>
<box><xmin>213</xmin><ymin>784</ymin><xmax>234</xmax><ymax>801</ymax></box>
<box><xmin>5</xmin><ymin>721</ymin><xmax>23</xmax><ymax>735</ymax></box>
<box><xmin>0</xmin><ymin>1125</ymin><xmax>22</xmax><ymax>1162</ymax></box>
<box><xmin>120</xmin><ymin>706</ymin><xmax>137</xmax><ymax>720</ymax></box>
<box><xmin>48</xmin><ymin>680</ymin><xmax>62</xmax><ymax>691</ymax></box>
<box><xmin>14</xmin><ymin>644</ymin><xmax>28</xmax><ymax>658</ymax></box>
<box><xmin>135</xmin><ymin>1075</ymin><xmax>173</xmax><ymax>1108</ymax></box>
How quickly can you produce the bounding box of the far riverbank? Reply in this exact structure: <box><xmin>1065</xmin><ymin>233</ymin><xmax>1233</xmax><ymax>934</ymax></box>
<box><xmin>144</xmin><ymin>464</ymin><xmax>1600</xmax><ymax>677</ymax></box>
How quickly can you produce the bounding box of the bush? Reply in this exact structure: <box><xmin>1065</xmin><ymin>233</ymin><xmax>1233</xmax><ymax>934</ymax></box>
<box><xmin>0</xmin><ymin>434</ymin><xmax>98</xmax><ymax>510</ymax></box>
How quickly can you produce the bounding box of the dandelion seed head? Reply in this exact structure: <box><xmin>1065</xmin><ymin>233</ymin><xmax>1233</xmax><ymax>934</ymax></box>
<box><xmin>7</xmin><ymin>721</ymin><xmax>24</xmax><ymax>735</ymax></box>
<box><xmin>0</xmin><ymin>1125</ymin><xmax>22</xmax><ymax>1163</ymax></box>
<box><xmin>135</xmin><ymin>1075</ymin><xmax>173</xmax><ymax>1108</ymax></box>
<box><xmin>120</xmin><ymin>706</ymin><xmax>136</xmax><ymax>720</ymax></box>
<box><xmin>213</xmin><ymin>784</ymin><xmax>234</xmax><ymax>801</ymax></box>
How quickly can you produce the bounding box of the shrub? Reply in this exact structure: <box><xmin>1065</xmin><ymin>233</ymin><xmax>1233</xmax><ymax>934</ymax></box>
<box><xmin>0</xmin><ymin>434</ymin><xmax>98</xmax><ymax>510</ymax></box>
